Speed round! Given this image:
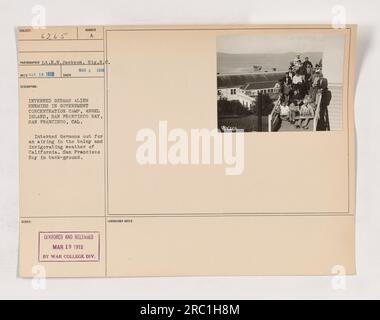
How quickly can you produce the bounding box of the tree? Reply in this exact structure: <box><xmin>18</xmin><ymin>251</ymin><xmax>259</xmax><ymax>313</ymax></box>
<box><xmin>251</xmin><ymin>93</ymin><xmax>274</xmax><ymax>116</ymax></box>
<box><xmin>217</xmin><ymin>99</ymin><xmax>251</xmax><ymax>116</ymax></box>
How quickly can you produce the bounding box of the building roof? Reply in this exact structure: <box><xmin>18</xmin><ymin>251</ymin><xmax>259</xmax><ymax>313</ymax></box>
<box><xmin>217</xmin><ymin>72</ymin><xmax>284</xmax><ymax>89</ymax></box>
<box><xmin>244</xmin><ymin>81</ymin><xmax>278</xmax><ymax>90</ymax></box>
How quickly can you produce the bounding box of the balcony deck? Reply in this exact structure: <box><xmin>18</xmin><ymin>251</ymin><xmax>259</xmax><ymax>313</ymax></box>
<box><xmin>277</xmin><ymin>119</ymin><xmax>314</xmax><ymax>132</ymax></box>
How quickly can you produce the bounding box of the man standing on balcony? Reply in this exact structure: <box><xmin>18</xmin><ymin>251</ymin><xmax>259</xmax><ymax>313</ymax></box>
<box><xmin>303</xmin><ymin>57</ymin><xmax>313</xmax><ymax>71</ymax></box>
<box><xmin>317</xmin><ymin>78</ymin><xmax>332</xmax><ymax>131</ymax></box>
<box><xmin>293</xmin><ymin>54</ymin><xmax>303</xmax><ymax>71</ymax></box>
<box><xmin>303</xmin><ymin>57</ymin><xmax>314</xmax><ymax>91</ymax></box>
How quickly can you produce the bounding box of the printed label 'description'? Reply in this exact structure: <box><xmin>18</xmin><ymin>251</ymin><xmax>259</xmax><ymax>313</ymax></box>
<box><xmin>38</xmin><ymin>232</ymin><xmax>100</xmax><ymax>262</ymax></box>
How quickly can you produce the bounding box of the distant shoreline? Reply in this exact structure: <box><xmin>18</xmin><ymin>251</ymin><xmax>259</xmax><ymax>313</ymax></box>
<box><xmin>217</xmin><ymin>70</ymin><xmax>287</xmax><ymax>76</ymax></box>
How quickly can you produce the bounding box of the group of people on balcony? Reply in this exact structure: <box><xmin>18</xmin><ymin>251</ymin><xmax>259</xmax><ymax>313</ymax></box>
<box><xmin>273</xmin><ymin>54</ymin><xmax>325</xmax><ymax>129</ymax></box>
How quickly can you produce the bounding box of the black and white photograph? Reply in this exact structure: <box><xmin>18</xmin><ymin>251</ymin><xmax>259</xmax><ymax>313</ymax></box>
<box><xmin>217</xmin><ymin>33</ymin><xmax>345</xmax><ymax>132</ymax></box>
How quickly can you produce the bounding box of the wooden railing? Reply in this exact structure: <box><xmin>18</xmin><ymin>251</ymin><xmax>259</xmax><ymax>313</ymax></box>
<box><xmin>312</xmin><ymin>92</ymin><xmax>323</xmax><ymax>131</ymax></box>
<box><xmin>268</xmin><ymin>98</ymin><xmax>281</xmax><ymax>132</ymax></box>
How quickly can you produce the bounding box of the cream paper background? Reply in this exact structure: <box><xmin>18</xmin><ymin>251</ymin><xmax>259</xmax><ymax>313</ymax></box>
<box><xmin>17</xmin><ymin>25</ymin><xmax>356</xmax><ymax>278</ymax></box>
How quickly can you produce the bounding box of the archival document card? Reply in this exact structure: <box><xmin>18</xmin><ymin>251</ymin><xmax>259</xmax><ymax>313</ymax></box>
<box><xmin>17</xmin><ymin>25</ymin><xmax>357</xmax><ymax>277</ymax></box>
